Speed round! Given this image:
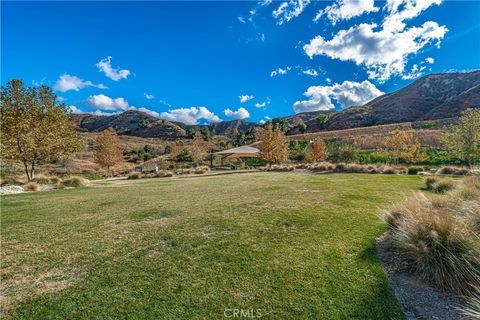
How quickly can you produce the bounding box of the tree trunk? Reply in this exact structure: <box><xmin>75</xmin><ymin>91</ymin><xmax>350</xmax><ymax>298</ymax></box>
<box><xmin>29</xmin><ymin>162</ymin><xmax>35</xmax><ymax>180</ymax></box>
<box><xmin>23</xmin><ymin>160</ymin><xmax>32</xmax><ymax>182</ymax></box>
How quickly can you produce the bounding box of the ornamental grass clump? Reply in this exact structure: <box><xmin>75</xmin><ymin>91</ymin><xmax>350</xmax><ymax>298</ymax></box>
<box><xmin>23</xmin><ymin>182</ymin><xmax>40</xmax><ymax>192</ymax></box>
<box><xmin>128</xmin><ymin>172</ymin><xmax>142</xmax><ymax>180</ymax></box>
<box><xmin>382</xmin><ymin>177</ymin><xmax>480</xmax><ymax>296</ymax></box>
<box><xmin>62</xmin><ymin>176</ymin><xmax>88</xmax><ymax>187</ymax></box>
<box><xmin>424</xmin><ymin>176</ymin><xmax>456</xmax><ymax>194</ymax></box>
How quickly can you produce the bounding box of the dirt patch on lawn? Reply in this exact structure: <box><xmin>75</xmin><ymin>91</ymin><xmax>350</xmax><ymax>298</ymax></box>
<box><xmin>0</xmin><ymin>267</ymin><xmax>84</xmax><ymax>315</ymax></box>
<box><xmin>376</xmin><ymin>234</ymin><xmax>466</xmax><ymax>320</ymax></box>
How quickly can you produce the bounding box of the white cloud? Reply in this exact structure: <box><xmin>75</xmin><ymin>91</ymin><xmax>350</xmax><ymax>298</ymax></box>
<box><xmin>304</xmin><ymin>0</ymin><xmax>446</xmax><ymax>81</ymax></box>
<box><xmin>265</xmin><ymin>116</ymin><xmax>271</xmax><ymax>120</ymax></box>
<box><xmin>144</xmin><ymin>93</ymin><xmax>155</xmax><ymax>100</ymax></box>
<box><xmin>401</xmin><ymin>64</ymin><xmax>426</xmax><ymax>80</ymax></box>
<box><xmin>303</xmin><ymin>69</ymin><xmax>319</xmax><ymax>77</ymax></box>
<box><xmin>383</xmin><ymin>0</ymin><xmax>442</xmax><ymax>32</ymax></box>
<box><xmin>272</xmin><ymin>0</ymin><xmax>311</xmax><ymax>25</ymax></box>
<box><xmin>85</xmin><ymin>94</ymin><xmax>130</xmax><ymax>111</ymax></box>
<box><xmin>237</xmin><ymin>16</ymin><xmax>246</xmax><ymax>23</ymax></box>
<box><xmin>425</xmin><ymin>57</ymin><xmax>435</xmax><ymax>64</ymax></box>
<box><xmin>53</xmin><ymin>74</ymin><xmax>107</xmax><ymax>92</ymax></box>
<box><xmin>137</xmin><ymin>107</ymin><xmax>159</xmax><ymax>117</ymax></box>
<box><xmin>255</xmin><ymin>98</ymin><xmax>271</xmax><ymax>108</ymax></box>
<box><xmin>239</xmin><ymin>94</ymin><xmax>254</xmax><ymax>103</ymax></box>
<box><xmin>160</xmin><ymin>106</ymin><xmax>221</xmax><ymax>125</ymax></box>
<box><xmin>224</xmin><ymin>107</ymin><xmax>250</xmax><ymax>120</ymax></box>
<box><xmin>293</xmin><ymin>80</ymin><xmax>384</xmax><ymax>113</ymax></box>
<box><xmin>326</xmin><ymin>78</ymin><xmax>332</xmax><ymax>83</ymax></box>
<box><xmin>304</xmin><ymin>22</ymin><xmax>447</xmax><ymax>81</ymax></box>
<box><xmin>315</xmin><ymin>0</ymin><xmax>379</xmax><ymax>24</ymax></box>
<box><xmin>259</xmin><ymin>119</ymin><xmax>266</xmax><ymax>124</ymax></box>
<box><xmin>95</xmin><ymin>56</ymin><xmax>131</xmax><ymax>81</ymax></box>
<box><xmin>270</xmin><ymin>67</ymin><xmax>291</xmax><ymax>77</ymax></box>
<box><xmin>84</xmin><ymin>94</ymin><xmax>159</xmax><ymax>117</ymax></box>
<box><xmin>67</xmin><ymin>105</ymin><xmax>83</xmax><ymax>114</ymax></box>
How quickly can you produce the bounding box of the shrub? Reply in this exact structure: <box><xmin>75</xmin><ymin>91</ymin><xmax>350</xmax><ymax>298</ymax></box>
<box><xmin>49</xmin><ymin>176</ymin><xmax>62</xmax><ymax>185</ymax></box>
<box><xmin>157</xmin><ymin>170</ymin><xmax>173</xmax><ymax>178</ymax></box>
<box><xmin>194</xmin><ymin>166</ymin><xmax>210</xmax><ymax>174</ymax></box>
<box><xmin>461</xmin><ymin>287</ymin><xmax>480</xmax><ymax>319</ymax></box>
<box><xmin>23</xmin><ymin>182</ymin><xmax>40</xmax><ymax>191</ymax></box>
<box><xmin>407</xmin><ymin>166</ymin><xmax>424</xmax><ymax>175</ymax></box>
<box><xmin>2</xmin><ymin>176</ymin><xmax>27</xmax><ymax>186</ymax></box>
<box><xmin>439</xmin><ymin>166</ymin><xmax>469</xmax><ymax>175</ymax></box>
<box><xmin>128</xmin><ymin>172</ymin><xmax>142</xmax><ymax>179</ymax></box>
<box><xmin>32</xmin><ymin>174</ymin><xmax>51</xmax><ymax>184</ymax></box>
<box><xmin>62</xmin><ymin>176</ymin><xmax>88</xmax><ymax>187</ymax></box>
<box><xmin>382</xmin><ymin>191</ymin><xmax>480</xmax><ymax>295</ymax></box>
<box><xmin>382</xmin><ymin>166</ymin><xmax>397</xmax><ymax>174</ymax></box>
<box><xmin>424</xmin><ymin>176</ymin><xmax>455</xmax><ymax>194</ymax></box>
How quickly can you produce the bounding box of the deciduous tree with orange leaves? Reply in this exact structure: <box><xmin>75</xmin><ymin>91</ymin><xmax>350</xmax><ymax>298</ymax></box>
<box><xmin>94</xmin><ymin>128</ymin><xmax>124</xmax><ymax>176</ymax></box>
<box><xmin>307</xmin><ymin>138</ymin><xmax>328</xmax><ymax>163</ymax></box>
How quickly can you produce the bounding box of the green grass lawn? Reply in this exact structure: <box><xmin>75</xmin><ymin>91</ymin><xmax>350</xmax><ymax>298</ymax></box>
<box><xmin>1</xmin><ymin>172</ymin><xmax>423</xmax><ymax>319</ymax></box>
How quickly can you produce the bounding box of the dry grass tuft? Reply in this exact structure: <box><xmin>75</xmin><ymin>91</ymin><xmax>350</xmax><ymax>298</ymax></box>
<box><xmin>424</xmin><ymin>176</ymin><xmax>456</xmax><ymax>193</ymax></box>
<box><xmin>156</xmin><ymin>170</ymin><xmax>173</xmax><ymax>178</ymax></box>
<box><xmin>127</xmin><ymin>172</ymin><xmax>142</xmax><ymax>180</ymax></box>
<box><xmin>23</xmin><ymin>182</ymin><xmax>40</xmax><ymax>192</ymax></box>
<box><xmin>32</xmin><ymin>174</ymin><xmax>51</xmax><ymax>184</ymax></box>
<box><xmin>382</xmin><ymin>177</ymin><xmax>480</xmax><ymax>296</ymax></box>
<box><xmin>461</xmin><ymin>286</ymin><xmax>480</xmax><ymax>319</ymax></box>
<box><xmin>194</xmin><ymin>166</ymin><xmax>210</xmax><ymax>174</ymax></box>
<box><xmin>62</xmin><ymin>176</ymin><xmax>88</xmax><ymax>187</ymax></box>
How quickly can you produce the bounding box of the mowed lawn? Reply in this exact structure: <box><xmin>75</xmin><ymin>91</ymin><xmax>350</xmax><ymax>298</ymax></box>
<box><xmin>1</xmin><ymin>172</ymin><xmax>423</xmax><ymax>319</ymax></box>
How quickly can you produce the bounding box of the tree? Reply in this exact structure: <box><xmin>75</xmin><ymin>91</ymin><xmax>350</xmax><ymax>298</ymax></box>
<box><xmin>186</xmin><ymin>127</ymin><xmax>197</xmax><ymax>139</ymax></box>
<box><xmin>258</xmin><ymin>123</ymin><xmax>289</xmax><ymax>165</ymax></box>
<box><xmin>307</xmin><ymin>138</ymin><xmax>328</xmax><ymax>163</ymax></box>
<box><xmin>190</xmin><ymin>131</ymin><xmax>206</xmax><ymax>166</ymax></box>
<box><xmin>443</xmin><ymin>108</ymin><xmax>480</xmax><ymax>167</ymax></box>
<box><xmin>200</xmin><ymin>126</ymin><xmax>211</xmax><ymax>141</ymax></box>
<box><xmin>404</xmin><ymin>141</ymin><xmax>427</xmax><ymax>164</ymax></box>
<box><xmin>0</xmin><ymin>79</ymin><xmax>83</xmax><ymax>181</ymax></box>
<box><xmin>171</xmin><ymin>141</ymin><xmax>182</xmax><ymax>162</ymax></box>
<box><xmin>338</xmin><ymin>143</ymin><xmax>358</xmax><ymax>163</ymax></box>
<box><xmin>383</xmin><ymin>129</ymin><xmax>413</xmax><ymax>164</ymax></box>
<box><xmin>94</xmin><ymin>128</ymin><xmax>124</xmax><ymax>176</ymax></box>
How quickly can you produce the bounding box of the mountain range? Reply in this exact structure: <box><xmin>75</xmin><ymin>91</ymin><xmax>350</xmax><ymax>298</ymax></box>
<box><xmin>71</xmin><ymin>71</ymin><xmax>480</xmax><ymax>139</ymax></box>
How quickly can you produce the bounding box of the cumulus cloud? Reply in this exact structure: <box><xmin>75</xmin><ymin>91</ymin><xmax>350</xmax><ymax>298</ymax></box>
<box><xmin>255</xmin><ymin>97</ymin><xmax>271</xmax><ymax>108</ymax></box>
<box><xmin>67</xmin><ymin>105</ymin><xmax>83</xmax><ymax>114</ymax></box>
<box><xmin>53</xmin><ymin>74</ymin><xmax>107</xmax><ymax>92</ymax></box>
<box><xmin>239</xmin><ymin>94</ymin><xmax>254</xmax><ymax>103</ymax></box>
<box><xmin>315</xmin><ymin>0</ymin><xmax>379</xmax><ymax>24</ymax></box>
<box><xmin>144</xmin><ymin>93</ymin><xmax>154</xmax><ymax>100</ymax></box>
<box><xmin>425</xmin><ymin>57</ymin><xmax>435</xmax><ymax>64</ymax></box>
<box><xmin>160</xmin><ymin>106</ymin><xmax>221</xmax><ymax>125</ymax></box>
<box><xmin>270</xmin><ymin>67</ymin><xmax>291</xmax><ymax>77</ymax></box>
<box><xmin>293</xmin><ymin>80</ymin><xmax>384</xmax><ymax>113</ymax></box>
<box><xmin>224</xmin><ymin>107</ymin><xmax>250</xmax><ymax>120</ymax></box>
<box><xmin>304</xmin><ymin>22</ymin><xmax>447</xmax><ymax>81</ymax></box>
<box><xmin>304</xmin><ymin>0</ymin><xmax>446</xmax><ymax>81</ymax></box>
<box><xmin>272</xmin><ymin>0</ymin><xmax>311</xmax><ymax>25</ymax></box>
<box><xmin>96</xmin><ymin>56</ymin><xmax>131</xmax><ymax>81</ymax></box>
<box><xmin>259</xmin><ymin>119</ymin><xmax>266</xmax><ymax>124</ymax></box>
<box><xmin>85</xmin><ymin>94</ymin><xmax>159</xmax><ymax>117</ymax></box>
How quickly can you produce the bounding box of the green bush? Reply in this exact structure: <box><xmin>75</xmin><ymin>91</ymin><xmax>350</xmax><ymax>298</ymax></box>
<box><xmin>407</xmin><ymin>166</ymin><xmax>424</xmax><ymax>175</ymax></box>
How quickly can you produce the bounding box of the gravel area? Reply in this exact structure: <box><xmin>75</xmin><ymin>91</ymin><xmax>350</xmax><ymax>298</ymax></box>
<box><xmin>377</xmin><ymin>234</ymin><xmax>466</xmax><ymax>320</ymax></box>
<box><xmin>0</xmin><ymin>185</ymin><xmax>25</xmax><ymax>195</ymax></box>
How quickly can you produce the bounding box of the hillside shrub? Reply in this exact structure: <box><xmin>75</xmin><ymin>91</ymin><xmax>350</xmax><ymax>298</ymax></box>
<box><xmin>382</xmin><ymin>179</ymin><xmax>480</xmax><ymax>295</ymax></box>
<box><xmin>62</xmin><ymin>176</ymin><xmax>88</xmax><ymax>187</ymax></box>
<box><xmin>128</xmin><ymin>172</ymin><xmax>142</xmax><ymax>179</ymax></box>
<box><xmin>23</xmin><ymin>182</ymin><xmax>40</xmax><ymax>191</ymax></box>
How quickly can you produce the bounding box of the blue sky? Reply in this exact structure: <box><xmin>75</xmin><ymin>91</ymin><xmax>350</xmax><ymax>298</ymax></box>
<box><xmin>2</xmin><ymin>1</ymin><xmax>480</xmax><ymax>124</ymax></box>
